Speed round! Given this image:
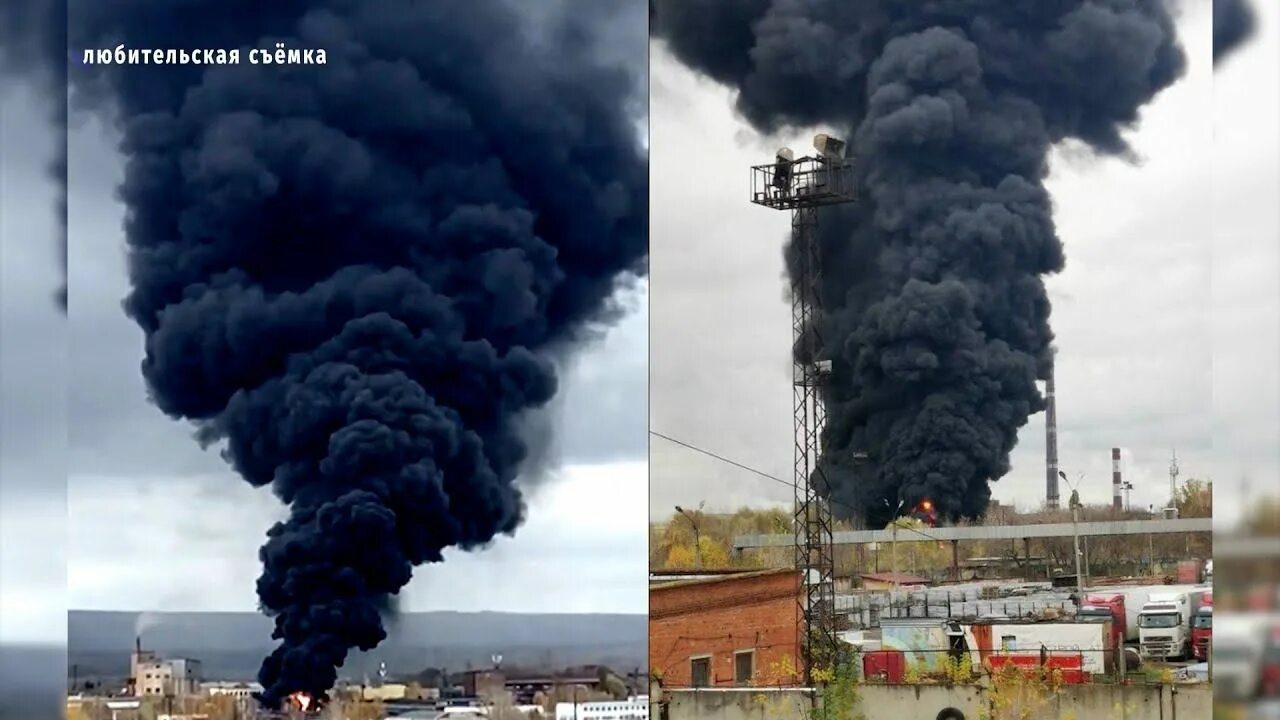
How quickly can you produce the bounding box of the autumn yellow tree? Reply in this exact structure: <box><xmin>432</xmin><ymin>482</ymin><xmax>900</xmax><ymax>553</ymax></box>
<box><xmin>652</xmin><ymin>506</ymin><xmax>790</xmax><ymax>570</ymax></box>
<box><xmin>1242</xmin><ymin>495</ymin><xmax>1280</xmax><ymax>533</ymax></box>
<box><xmin>664</xmin><ymin>535</ymin><xmax>730</xmax><ymax>568</ymax></box>
<box><xmin>325</xmin><ymin>696</ymin><xmax>385</xmax><ymax>720</ymax></box>
<box><xmin>883</xmin><ymin>517</ymin><xmax>950</xmax><ymax>576</ymax></box>
<box><xmin>1176</xmin><ymin>478</ymin><xmax>1212</xmax><ymax>518</ymax></box>
<box><xmin>191</xmin><ymin>694</ymin><xmax>239</xmax><ymax>720</ymax></box>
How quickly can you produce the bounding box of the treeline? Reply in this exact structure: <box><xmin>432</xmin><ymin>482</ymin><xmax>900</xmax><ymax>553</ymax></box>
<box><xmin>651</xmin><ymin>478</ymin><xmax>1214</xmax><ymax>578</ymax></box>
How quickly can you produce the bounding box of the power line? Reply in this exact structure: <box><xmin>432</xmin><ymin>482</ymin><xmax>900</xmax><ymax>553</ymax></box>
<box><xmin>649</xmin><ymin>430</ymin><xmax>791</xmax><ymax>487</ymax></box>
<box><xmin>649</xmin><ymin>429</ymin><xmax>942</xmax><ymax>542</ymax></box>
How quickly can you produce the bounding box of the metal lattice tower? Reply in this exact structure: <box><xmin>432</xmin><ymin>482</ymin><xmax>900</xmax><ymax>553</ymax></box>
<box><xmin>750</xmin><ymin>137</ymin><xmax>857</xmax><ymax>685</ymax></box>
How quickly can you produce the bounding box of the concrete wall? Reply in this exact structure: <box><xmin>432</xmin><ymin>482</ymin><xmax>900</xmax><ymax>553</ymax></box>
<box><xmin>659</xmin><ymin>683</ymin><xmax>1212</xmax><ymax>720</ymax></box>
<box><xmin>660</xmin><ymin>688</ymin><xmax>814</xmax><ymax>720</ymax></box>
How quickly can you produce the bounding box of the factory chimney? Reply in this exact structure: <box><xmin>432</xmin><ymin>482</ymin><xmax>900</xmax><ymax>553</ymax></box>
<box><xmin>1045</xmin><ymin>358</ymin><xmax>1060</xmax><ymax>510</ymax></box>
<box><xmin>1111</xmin><ymin>448</ymin><xmax>1122</xmax><ymax>511</ymax></box>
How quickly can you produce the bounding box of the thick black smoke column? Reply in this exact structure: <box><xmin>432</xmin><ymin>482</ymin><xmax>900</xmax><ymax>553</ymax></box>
<box><xmin>654</xmin><ymin>1</ymin><xmax>1183</xmax><ymax>527</ymax></box>
<box><xmin>1214</xmin><ymin>0</ymin><xmax>1256</xmax><ymax>63</ymax></box>
<box><xmin>62</xmin><ymin>0</ymin><xmax>645</xmax><ymax>707</ymax></box>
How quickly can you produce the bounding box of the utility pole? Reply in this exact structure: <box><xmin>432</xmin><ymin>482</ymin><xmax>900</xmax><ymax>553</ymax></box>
<box><xmin>885</xmin><ymin>498</ymin><xmax>904</xmax><ymax>613</ymax></box>
<box><xmin>1072</xmin><ymin>504</ymin><xmax>1083</xmax><ymax>599</ymax></box>
<box><xmin>1062</xmin><ymin>471</ymin><xmax>1083</xmax><ymax>600</ymax></box>
<box><xmin>891</xmin><ymin>521</ymin><xmax>899</xmax><ymax>605</ymax></box>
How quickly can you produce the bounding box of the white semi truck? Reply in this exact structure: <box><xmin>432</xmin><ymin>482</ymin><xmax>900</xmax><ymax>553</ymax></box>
<box><xmin>1138</xmin><ymin>591</ymin><xmax>1192</xmax><ymax>659</ymax></box>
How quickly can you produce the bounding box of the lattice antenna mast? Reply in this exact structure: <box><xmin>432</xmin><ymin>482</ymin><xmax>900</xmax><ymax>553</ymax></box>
<box><xmin>750</xmin><ymin>134</ymin><xmax>857</xmax><ymax>686</ymax></box>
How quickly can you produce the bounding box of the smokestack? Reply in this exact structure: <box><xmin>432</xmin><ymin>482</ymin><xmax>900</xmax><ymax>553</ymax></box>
<box><xmin>1112</xmin><ymin>448</ymin><xmax>1122</xmax><ymax>511</ymax></box>
<box><xmin>1045</xmin><ymin>358</ymin><xmax>1059</xmax><ymax>510</ymax></box>
<box><xmin>135</xmin><ymin>636</ymin><xmax>141</xmax><ymax>654</ymax></box>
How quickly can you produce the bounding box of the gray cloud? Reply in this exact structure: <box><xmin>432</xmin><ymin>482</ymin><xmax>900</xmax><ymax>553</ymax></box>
<box><xmin>0</xmin><ymin>80</ymin><xmax>68</xmax><ymax>645</ymax></box>
<box><xmin>1208</xmin><ymin>0</ymin><xmax>1280</xmax><ymax>527</ymax></box>
<box><xmin>70</xmin><ymin>462</ymin><xmax>647</xmax><ymax>614</ymax></box>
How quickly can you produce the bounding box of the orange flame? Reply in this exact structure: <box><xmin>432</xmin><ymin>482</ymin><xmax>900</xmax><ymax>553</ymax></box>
<box><xmin>289</xmin><ymin>692</ymin><xmax>314</xmax><ymax>712</ymax></box>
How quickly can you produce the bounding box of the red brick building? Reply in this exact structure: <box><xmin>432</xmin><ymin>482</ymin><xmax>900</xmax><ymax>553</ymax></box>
<box><xmin>649</xmin><ymin>569</ymin><xmax>801</xmax><ymax>688</ymax></box>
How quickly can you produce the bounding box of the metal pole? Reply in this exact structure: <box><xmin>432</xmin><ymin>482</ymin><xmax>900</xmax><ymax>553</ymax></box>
<box><xmin>1072</xmin><ymin>505</ymin><xmax>1083</xmax><ymax>599</ymax></box>
<box><xmin>693</xmin><ymin>523</ymin><xmax>702</xmax><ymax>569</ymax></box>
<box><xmin>675</xmin><ymin>506</ymin><xmax>702</xmax><ymax>570</ymax></box>
<box><xmin>891</xmin><ymin>522</ymin><xmax>899</xmax><ymax>609</ymax></box>
<box><xmin>1082</xmin><ymin>536</ymin><xmax>1091</xmax><ymax>589</ymax></box>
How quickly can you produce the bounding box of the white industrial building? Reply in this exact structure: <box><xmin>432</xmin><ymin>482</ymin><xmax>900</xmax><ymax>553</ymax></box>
<box><xmin>203</xmin><ymin>681</ymin><xmax>263</xmax><ymax>699</ymax></box>
<box><xmin>130</xmin><ymin>638</ymin><xmax>202</xmax><ymax>697</ymax></box>
<box><xmin>555</xmin><ymin>696</ymin><xmax>648</xmax><ymax>720</ymax></box>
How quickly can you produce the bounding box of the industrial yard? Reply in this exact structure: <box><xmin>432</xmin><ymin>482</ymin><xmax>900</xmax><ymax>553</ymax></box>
<box><xmin>645</xmin><ymin>0</ymin><xmax>1267</xmax><ymax>716</ymax></box>
<box><xmin>66</xmin><ymin>637</ymin><xmax>648</xmax><ymax>720</ymax></box>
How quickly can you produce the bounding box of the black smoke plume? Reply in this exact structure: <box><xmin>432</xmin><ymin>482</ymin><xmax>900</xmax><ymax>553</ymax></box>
<box><xmin>0</xmin><ymin>0</ymin><xmax>68</xmax><ymax>310</ymax></box>
<box><xmin>1214</xmin><ymin>0</ymin><xmax>1256</xmax><ymax>64</ymax></box>
<box><xmin>654</xmin><ymin>1</ymin><xmax>1183</xmax><ymax>527</ymax></box>
<box><xmin>58</xmin><ymin>0</ymin><xmax>645</xmax><ymax>707</ymax></box>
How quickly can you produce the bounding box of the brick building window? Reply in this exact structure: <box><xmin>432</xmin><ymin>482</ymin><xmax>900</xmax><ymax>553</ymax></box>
<box><xmin>734</xmin><ymin>651</ymin><xmax>754</xmax><ymax>686</ymax></box>
<box><xmin>690</xmin><ymin>656</ymin><xmax>711</xmax><ymax>687</ymax></box>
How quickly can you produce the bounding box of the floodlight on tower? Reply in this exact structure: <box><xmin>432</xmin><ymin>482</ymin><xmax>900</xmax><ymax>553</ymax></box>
<box><xmin>772</xmin><ymin>147</ymin><xmax>795</xmax><ymax>190</ymax></box>
<box><xmin>813</xmin><ymin>133</ymin><xmax>845</xmax><ymax>159</ymax></box>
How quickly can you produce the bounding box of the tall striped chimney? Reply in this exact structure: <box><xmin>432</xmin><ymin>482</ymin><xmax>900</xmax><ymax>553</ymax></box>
<box><xmin>1111</xmin><ymin>447</ymin><xmax>1122</xmax><ymax>511</ymax></box>
<box><xmin>1045</xmin><ymin>359</ymin><xmax>1059</xmax><ymax>510</ymax></box>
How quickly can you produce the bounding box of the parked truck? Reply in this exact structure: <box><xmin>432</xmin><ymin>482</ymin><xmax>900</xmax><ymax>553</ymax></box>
<box><xmin>1139</xmin><ymin>591</ymin><xmax>1192</xmax><ymax>659</ymax></box>
<box><xmin>1214</xmin><ymin>614</ymin><xmax>1272</xmax><ymax>700</ymax></box>
<box><xmin>1081</xmin><ymin>593</ymin><xmax>1127</xmax><ymax>647</ymax></box>
<box><xmin>1191</xmin><ymin>591</ymin><xmax>1213</xmax><ymax>661</ymax></box>
<box><xmin>1114</xmin><ymin>585</ymin><xmax>1162</xmax><ymax>643</ymax></box>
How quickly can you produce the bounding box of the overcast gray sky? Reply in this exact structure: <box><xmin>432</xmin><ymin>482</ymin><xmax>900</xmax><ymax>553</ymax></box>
<box><xmin>0</xmin><ymin>80</ymin><xmax>68</xmax><ymax>645</ymax></box>
<box><xmin>650</xmin><ymin>1</ymin><xmax>1278</xmax><ymax>528</ymax></box>
<box><xmin>1209</xmin><ymin>1</ymin><xmax>1280</xmax><ymax>529</ymax></box>
<box><xmin>38</xmin><ymin>2</ymin><xmax>650</xmax><ymax>615</ymax></box>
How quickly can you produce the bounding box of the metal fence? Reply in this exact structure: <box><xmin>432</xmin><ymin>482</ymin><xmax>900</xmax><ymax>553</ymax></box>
<box><xmin>853</xmin><ymin>646</ymin><xmax>1146</xmax><ymax>686</ymax></box>
<box><xmin>838</xmin><ymin>591</ymin><xmax>1078</xmax><ymax>628</ymax></box>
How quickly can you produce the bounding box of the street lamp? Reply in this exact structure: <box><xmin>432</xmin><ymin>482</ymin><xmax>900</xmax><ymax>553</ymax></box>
<box><xmin>884</xmin><ymin>498</ymin><xmax>905</xmax><ymax>611</ymax></box>
<box><xmin>675</xmin><ymin>502</ymin><xmax>704</xmax><ymax>569</ymax></box>
<box><xmin>1060</xmin><ymin>471</ymin><xmax>1084</xmax><ymax>602</ymax></box>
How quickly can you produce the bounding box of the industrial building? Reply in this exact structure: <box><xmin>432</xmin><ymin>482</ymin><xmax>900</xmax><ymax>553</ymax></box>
<box><xmin>554</xmin><ymin>696</ymin><xmax>648</xmax><ymax>720</ymax></box>
<box><xmin>129</xmin><ymin>638</ymin><xmax>201</xmax><ymax>697</ymax></box>
<box><xmin>202</xmin><ymin>681</ymin><xmax>262</xmax><ymax>699</ymax></box>
<box><xmin>857</xmin><ymin>572</ymin><xmax>929</xmax><ymax>592</ymax></box>
<box><xmin>649</xmin><ymin>569</ymin><xmax>801</xmax><ymax>688</ymax></box>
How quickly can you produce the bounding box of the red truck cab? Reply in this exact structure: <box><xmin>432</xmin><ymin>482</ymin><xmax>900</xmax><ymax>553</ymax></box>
<box><xmin>1191</xmin><ymin>592</ymin><xmax>1213</xmax><ymax>661</ymax></box>
<box><xmin>1082</xmin><ymin>593</ymin><xmax>1126</xmax><ymax>649</ymax></box>
<box><xmin>1262</xmin><ymin>622</ymin><xmax>1280</xmax><ymax>697</ymax></box>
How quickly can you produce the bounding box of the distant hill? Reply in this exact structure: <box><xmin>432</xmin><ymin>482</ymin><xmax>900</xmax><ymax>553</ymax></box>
<box><xmin>1</xmin><ymin>644</ymin><xmax>63</xmax><ymax>720</ymax></box>
<box><xmin>68</xmin><ymin>610</ymin><xmax>647</xmax><ymax>685</ymax></box>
